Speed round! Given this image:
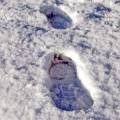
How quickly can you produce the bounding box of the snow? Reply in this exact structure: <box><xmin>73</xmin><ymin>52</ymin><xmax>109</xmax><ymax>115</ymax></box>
<box><xmin>0</xmin><ymin>0</ymin><xmax>120</xmax><ymax>120</ymax></box>
<box><xmin>64</xmin><ymin>49</ymin><xmax>101</xmax><ymax>102</ymax></box>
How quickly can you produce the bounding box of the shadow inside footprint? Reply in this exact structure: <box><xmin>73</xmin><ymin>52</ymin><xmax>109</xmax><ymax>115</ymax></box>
<box><xmin>94</xmin><ymin>4</ymin><xmax>111</xmax><ymax>15</ymax></box>
<box><xmin>40</xmin><ymin>5</ymin><xmax>72</xmax><ymax>29</ymax></box>
<box><xmin>46</xmin><ymin>53</ymin><xmax>94</xmax><ymax>111</ymax></box>
<box><xmin>87</xmin><ymin>13</ymin><xmax>103</xmax><ymax>22</ymax></box>
<box><xmin>87</xmin><ymin>4</ymin><xmax>111</xmax><ymax>22</ymax></box>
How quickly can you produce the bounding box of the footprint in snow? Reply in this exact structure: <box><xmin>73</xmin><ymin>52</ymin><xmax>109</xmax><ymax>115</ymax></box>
<box><xmin>48</xmin><ymin>53</ymin><xmax>94</xmax><ymax>111</ymax></box>
<box><xmin>87</xmin><ymin>4</ymin><xmax>111</xmax><ymax>22</ymax></box>
<box><xmin>40</xmin><ymin>5</ymin><xmax>72</xmax><ymax>29</ymax></box>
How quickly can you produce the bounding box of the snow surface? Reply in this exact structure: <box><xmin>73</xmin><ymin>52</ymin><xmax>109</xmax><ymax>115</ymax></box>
<box><xmin>0</xmin><ymin>0</ymin><xmax>120</xmax><ymax>120</ymax></box>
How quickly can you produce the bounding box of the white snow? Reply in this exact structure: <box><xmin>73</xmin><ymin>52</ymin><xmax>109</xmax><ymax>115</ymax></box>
<box><xmin>0</xmin><ymin>0</ymin><xmax>120</xmax><ymax>120</ymax></box>
<box><xmin>63</xmin><ymin>49</ymin><xmax>101</xmax><ymax>102</ymax></box>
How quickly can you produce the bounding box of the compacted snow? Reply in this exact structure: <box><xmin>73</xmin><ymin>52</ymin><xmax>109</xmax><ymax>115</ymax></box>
<box><xmin>0</xmin><ymin>0</ymin><xmax>120</xmax><ymax>120</ymax></box>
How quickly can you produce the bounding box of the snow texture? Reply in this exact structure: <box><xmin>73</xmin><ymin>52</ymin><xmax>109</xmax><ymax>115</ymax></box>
<box><xmin>0</xmin><ymin>0</ymin><xmax>120</xmax><ymax>120</ymax></box>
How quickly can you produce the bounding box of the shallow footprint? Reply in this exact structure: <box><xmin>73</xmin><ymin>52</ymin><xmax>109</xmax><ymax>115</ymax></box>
<box><xmin>40</xmin><ymin>5</ymin><xmax>72</xmax><ymax>29</ymax></box>
<box><xmin>87</xmin><ymin>4</ymin><xmax>111</xmax><ymax>22</ymax></box>
<box><xmin>48</xmin><ymin>53</ymin><xmax>94</xmax><ymax>111</ymax></box>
